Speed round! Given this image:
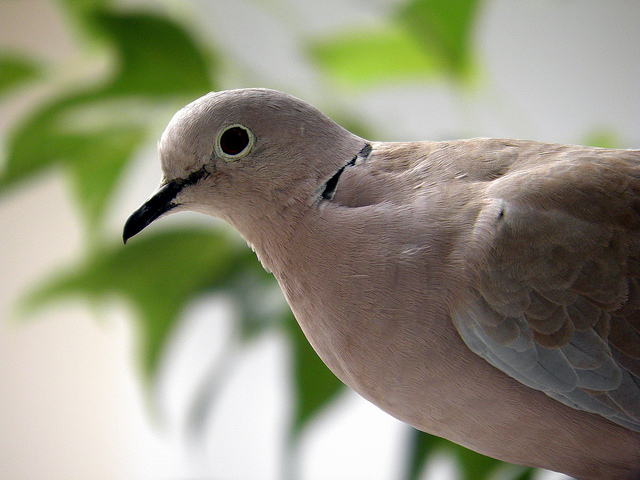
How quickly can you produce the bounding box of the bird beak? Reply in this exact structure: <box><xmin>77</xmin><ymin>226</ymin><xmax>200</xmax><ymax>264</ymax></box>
<box><xmin>123</xmin><ymin>179</ymin><xmax>184</xmax><ymax>244</ymax></box>
<box><xmin>123</xmin><ymin>167</ymin><xmax>210</xmax><ymax>244</ymax></box>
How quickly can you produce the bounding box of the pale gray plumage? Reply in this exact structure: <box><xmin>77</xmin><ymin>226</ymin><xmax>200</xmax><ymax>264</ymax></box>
<box><xmin>124</xmin><ymin>88</ymin><xmax>640</xmax><ymax>480</ymax></box>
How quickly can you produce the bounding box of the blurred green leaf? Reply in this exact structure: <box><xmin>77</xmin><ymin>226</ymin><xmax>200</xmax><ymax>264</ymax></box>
<box><xmin>67</xmin><ymin>126</ymin><xmax>146</xmax><ymax>224</ymax></box>
<box><xmin>1</xmin><ymin>96</ymin><xmax>79</xmax><ymax>186</ymax></box>
<box><xmin>309</xmin><ymin>0</ymin><xmax>480</xmax><ymax>86</ymax></box>
<box><xmin>396</xmin><ymin>0</ymin><xmax>479</xmax><ymax>79</ymax></box>
<box><xmin>0</xmin><ymin>9</ymin><xmax>216</xmax><ymax>229</ymax></box>
<box><xmin>0</xmin><ymin>93</ymin><xmax>146</xmax><ymax>228</ymax></box>
<box><xmin>513</xmin><ymin>466</ymin><xmax>536</xmax><ymax>480</ymax></box>
<box><xmin>0</xmin><ymin>55</ymin><xmax>41</xmax><ymax>96</ymax></box>
<box><xmin>454</xmin><ymin>443</ymin><xmax>502</xmax><ymax>479</ymax></box>
<box><xmin>59</xmin><ymin>0</ymin><xmax>109</xmax><ymax>22</ymax></box>
<box><xmin>91</xmin><ymin>10</ymin><xmax>215</xmax><ymax>97</ymax></box>
<box><xmin>404</xmin><ymin>429</ymin><xmax>442</xmax><ymax>480</ymax></box>
<box><xmin>310</xmin><ymin>24</ymin><xmax>441</xmax><ymax>87</ymax></box>
<box><xmin>583</xmin><ymin>128</ymin><xmax>620</xmax><ymax>149</ymax></box>
<box><xmin>23</xmin><ymin>227</ymin><xmax>256</xmax><ymax>377</ymax></box>
<box><xmin>287</xmin><ymin>310</ymin><xmax>345</xmax><ymax>438</ymax></box>
<box><xmin>404</xmin><ymin>429</ymin><xmax>536</xmax><ymax>480</ymax></box>
<box><xmin>453</xmin><ymin>441</ymin><xmax>537</xmax><ymax>480</ymax></box>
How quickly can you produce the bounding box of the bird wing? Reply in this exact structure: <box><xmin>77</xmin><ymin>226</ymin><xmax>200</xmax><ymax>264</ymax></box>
<box><xmin>451</xmin><ymin>143</ymin><xmax>640</xmax><ymax>431</ymax></box>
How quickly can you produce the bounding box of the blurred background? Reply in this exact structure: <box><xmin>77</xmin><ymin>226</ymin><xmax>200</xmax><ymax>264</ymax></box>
<box><xmin>1</xmin><ymin>0</ymin><xmax>639</xmax><ymax>479</ymax></box>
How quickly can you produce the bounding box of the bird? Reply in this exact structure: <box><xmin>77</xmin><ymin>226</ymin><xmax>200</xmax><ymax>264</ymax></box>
<box><xmin>123</xmin><ymin>88</ymin><xmax>640</xmax><ymax>480</ymax></box>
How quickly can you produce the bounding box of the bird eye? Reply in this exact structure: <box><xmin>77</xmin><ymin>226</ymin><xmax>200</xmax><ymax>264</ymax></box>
<box><xmin>216</xmin><ymin>124</ymin><xmax>254</xmax><ymax>160</ymax></box>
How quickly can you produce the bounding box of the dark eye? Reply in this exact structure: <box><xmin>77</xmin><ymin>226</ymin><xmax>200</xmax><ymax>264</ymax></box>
<box><xmin>219</xmin><ymin>126</ymin><xmax>250</xmax><ymax>156</ymax></box>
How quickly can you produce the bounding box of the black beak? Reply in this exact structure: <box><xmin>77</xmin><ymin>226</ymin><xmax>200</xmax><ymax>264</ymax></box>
<box><xmin>123</xmin><ymin>167</ymin><xmax>210</xmax><ymax>244</ymax></box>
<box><xmin>122</xmin><ymin>179</ymin><xmax>184</xmax><ymax>244</ymax></box>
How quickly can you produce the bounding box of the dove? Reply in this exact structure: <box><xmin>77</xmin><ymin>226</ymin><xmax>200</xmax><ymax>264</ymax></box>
<box><xmin>123</xmin><ymin>88</ymin><xmax>640</xmax><ymax>480</ymax></box>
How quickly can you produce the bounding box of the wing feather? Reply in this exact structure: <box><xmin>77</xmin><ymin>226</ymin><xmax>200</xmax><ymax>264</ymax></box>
<box><xmin>453</xmin><ymin>143</ymin><xmax>640</xmax><ymax>431</ymax></box>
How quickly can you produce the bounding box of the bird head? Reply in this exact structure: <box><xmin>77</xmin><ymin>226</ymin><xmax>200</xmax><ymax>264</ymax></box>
<box><xmin>123</xmin><ymin>88</ymin><xmax>366</xmax><ymax>244</ymax></box>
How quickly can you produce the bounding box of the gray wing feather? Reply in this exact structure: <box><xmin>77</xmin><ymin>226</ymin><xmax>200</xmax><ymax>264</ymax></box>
<box><xmin>452</xmin><ymin>144</ymin><xmax>640</xmax><ymax>431</ymax></box>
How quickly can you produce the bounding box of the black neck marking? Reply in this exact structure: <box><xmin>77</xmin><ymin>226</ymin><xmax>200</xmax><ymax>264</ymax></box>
<box><xmin>321</xmin><ymin>142</ymin><xmax>372</xmax><ymax>201</ymax></box>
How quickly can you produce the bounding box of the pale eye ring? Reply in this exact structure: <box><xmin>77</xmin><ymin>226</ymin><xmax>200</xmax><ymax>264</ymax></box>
<box><xmin>215</xmin><ymin>124</ymin><xmax>254</xmax><ymax>160</ymax></box>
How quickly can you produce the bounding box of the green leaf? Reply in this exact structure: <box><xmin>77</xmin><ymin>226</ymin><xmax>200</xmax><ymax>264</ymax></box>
<box><xmin>0</xmin><ymin>10</ymin><xmax>218</xmax><ymax>228</ymax></box>
<box><xmin>23</xmin><ymin>227</ymin><xmax>257</xmax><ymax>377</ymax></box>
<box><xmin>452</xmin><ymin>441</ymin><xmax>537</xmax><ymax>480</ymax></box>
<box><xmin>403</xmin><ymin>429</ymin><xmax>443</xmax><ymax>480</ymax></box>
<box><xmin>0</xmin><ymin>55</ymin><xmax>41</xmax><ymax>96</ymax></box>
<box><xmin>287</xmin><ymin>310</ymin><xmax>345</xmax><ymax>438</ymax></box>
<box><xmin>512</xmin><ymin>466</ymin><xmax>536</xmax><ymax>480</ymax></box>
<box><xmin>309</xmin><ymin>0</ymin><xmax>480</xmax><ymax>86</ymax></box>
<box><xmin>396</xmin><ymin>0</ymin><xmax>480</xmax><ymax>80</ymax></box>
<box><xmin>67</xmin><ymin>126</ymin><xmax>147</xmax><ymax>225</ymax></box>
<box><xmin>0</xmin><ymin>93</ymin><xmax>147</xmax><ymax>228</ymax></box>
<box><xmin>583</xmin><ymin>128</ymin><xmax>621</xmax><ymax>149</ymax></box>
<box><xmin>309</xmin><ymin>24</ymin><xmax>442</xmax><ymax>87</ymax></box>
<box><xmin>404</xmin><ymin>430</ymin><xmax>535</xmax><ymax>480</ymax></box>
<box><xmin>58</xmin><ymin>4</ymin><xmax>216</xmax><ymax>98</ymax></box>
<box><xmin>92</xmin><ymin>10</ymin><xmax>215</xmax><ymax>97</ymax></box>
<box><xmin>454</xmin><ymin>443</ymin><xmax>502</xmax><ymax>480</ymax></box>
<box><xmin>59</xmin><ymin>0</ymin><xmax>109</xmax><ymax>22</ymax></box>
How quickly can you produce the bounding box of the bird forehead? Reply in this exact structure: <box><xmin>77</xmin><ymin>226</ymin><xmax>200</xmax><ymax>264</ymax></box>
<box><xmin>156</xmin><ymin>88</ymin><xmax>334</xmax><ymax>180</ymax></box>
<box><xmin>157</xmin><ymin>91</ymin><xmax>252</xmax><ymax>176</ymax></box>
<box><xmin>158</xmin><ymin>111</ymin><xmax>216</xmax><ymax>179</ymax></box>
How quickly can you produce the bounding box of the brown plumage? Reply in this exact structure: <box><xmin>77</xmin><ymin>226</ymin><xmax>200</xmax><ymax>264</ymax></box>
<box><xmin>124</xmin><ymin>89</ymin><xmax>640</xmax><ymax>479</ymax></box>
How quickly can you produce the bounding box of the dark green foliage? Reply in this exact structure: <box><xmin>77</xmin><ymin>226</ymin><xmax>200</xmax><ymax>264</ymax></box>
<box><xmin>91</xmin><ymin>10</ymin><xmax>214</xmax><ymax>97</ymax></box>
<box><xmin>0</xmin><ymin>56</ymin><xmax>41</xmax><ymax>96</ymax></box>
<box><xmin>397</xmin><ymin>0</ymin><xmax>479</xmax><ymax>79</ymax></box>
